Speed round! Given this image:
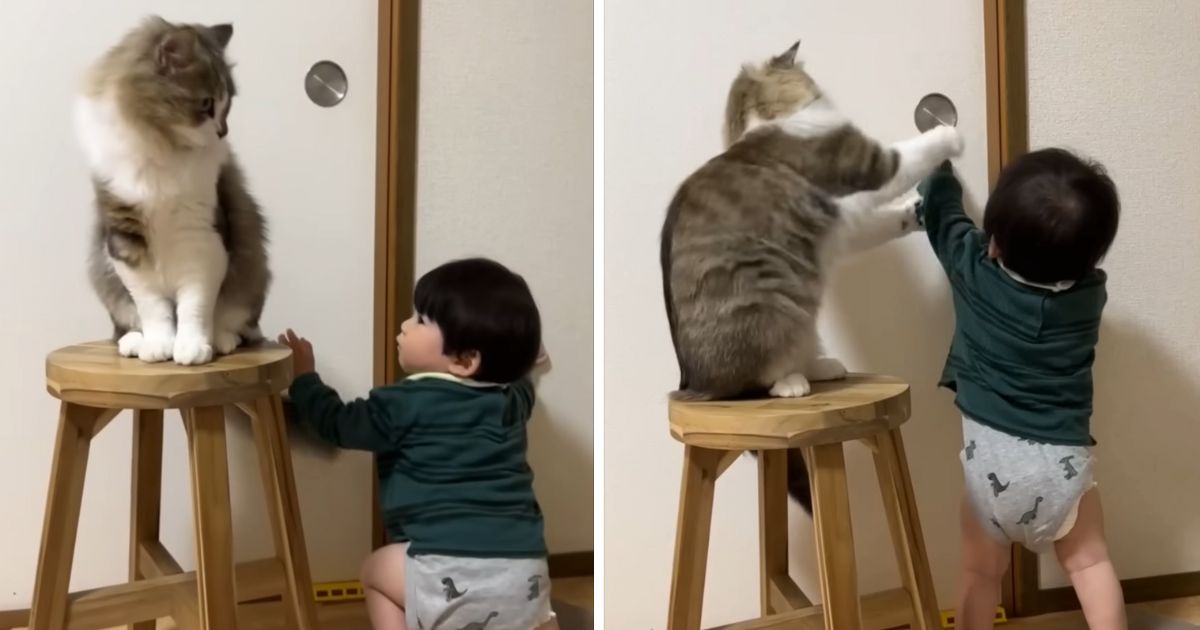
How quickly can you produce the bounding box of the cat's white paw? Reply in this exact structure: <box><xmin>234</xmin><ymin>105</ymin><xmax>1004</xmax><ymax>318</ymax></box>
<box><xmin>173</xmin><ymin>333</ymin><xmax>214</xmax><ymax>366</ymax></box>
<box><xmin>138</xmin><ymin>330</ymin><xmax>175</xmax><ymax>363</ymax></box>
<box><xmin>932</xmin><ymin>125</ymin><xmax>965</xmax><ymax>159</ymax></box>
<box><xmin>888</xmin><ymin>189</ymin><xmax>923</xmax><ymax>213</ymax></box>
<box><xmin>117</xmin><ymin>331</ymin><xmax>143</xmax><ymax>357</ymax></box>
<box><xmin>886</xmin><ymin>190</ymin><xmax>925</xmax><ymax>234</ymax></box>
<box><xmin>214</xmin><ymin>330</ymin><xmax>242</xmax><ymax>355</ymax></box>
<box><xmin>899</xmin><ymin>207</ymin><xmax>922</xmax><ymax>233</ymax></box>
<box><xmin>807</xmin><ymin>357</ymin><xmax>848</xmax><ymax>382</ymax></box>
<box><xmin>770</xmin><ymin>372</ymin><xmax>812</xmax><ymax>398</ymax></box>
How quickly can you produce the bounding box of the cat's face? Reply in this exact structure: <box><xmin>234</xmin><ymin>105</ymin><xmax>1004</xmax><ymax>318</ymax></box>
<box><xmin>99</xmin><ymin>17</ymin><xmax>238</xmax><ymax>150</ymax></box>
<box><xmin>723</xmin><ymin>40</ymin><xmax>822</xmax><ymax>147</ymax></box>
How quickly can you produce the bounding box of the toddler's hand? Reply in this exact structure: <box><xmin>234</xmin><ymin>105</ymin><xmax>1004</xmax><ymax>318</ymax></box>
<box><xmin>278</xmin><ymin>329</ymin><xmax>315</xmax><ymax>376</ymax></box>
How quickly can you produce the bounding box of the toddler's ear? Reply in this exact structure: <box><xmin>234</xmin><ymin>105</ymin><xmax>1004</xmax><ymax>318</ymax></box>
<box><xmin>448</xmin><ymin>350</ymin><xmax>482</xmax><ymax>379</ymax></box>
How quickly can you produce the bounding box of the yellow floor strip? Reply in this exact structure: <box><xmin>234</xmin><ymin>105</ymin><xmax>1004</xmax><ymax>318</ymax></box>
<box><xmin>313</xmin><ymin>580</ymin><xmax>366</xmax><ymax>603</ymax></box>
<box><xmin>940</xmin><ymin>607</ymin><xmax>1008</xmax><ymax>627</ymax></box>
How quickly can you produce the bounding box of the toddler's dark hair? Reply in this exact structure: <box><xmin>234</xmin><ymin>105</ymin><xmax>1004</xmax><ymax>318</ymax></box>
<box><xmin>983</xmin><ymin>147</ymin><xmax>1120</xmax><ymax>284</ymax></box>
<box><xmin>413</xmin><ymin>257</ymin><xmax>541</xmax><ymax>383</ymax></box>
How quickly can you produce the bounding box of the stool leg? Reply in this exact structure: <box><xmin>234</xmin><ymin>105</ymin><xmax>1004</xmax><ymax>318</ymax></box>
<box><xmin>186</xmin><ymin>406</ymin><xmax>239</xmax><ymax>630</ymax></box>
<box><xmin>29</xmin><ymin>402</ymin><xmax>109</xmax><ymax>630</ymax></box>
<box><xmin>873</xmin><ymin>429</ymin><xmax>940</xmax><ymax>630</ymax></box>
<box><xmin>251</xmin><ymin>395</ymin><xmax>319</xmax><ymax>629</ymax></box>
<box><xmin>129</xmin><ymin>409</ymin><xmax>164</xmax><ymax>630</ymax></box>
<box><xmin>667</xmin><ymin>446</ymin><xmax>725</xmax><ymax>630</ymax></box>
<box><xmin>757</xmin><ymin>449</ymin><xmax>789</xmax><ymax>615</ymax></box>
<box><xmin>808</xmin><ymin>443</ymin><xmax>862</xmax><ymax>630</ymax></box>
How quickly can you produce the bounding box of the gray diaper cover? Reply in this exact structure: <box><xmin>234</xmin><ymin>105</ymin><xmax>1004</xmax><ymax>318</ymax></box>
<box><xmin>960</xmin><ymin>416</ymin><xmax>1095</xmax><ymax>552</ymax></box>
<box><xmin>406</xmin><ymin>554</ymin><xmax>555</xmax><ymax>630</ymax></box>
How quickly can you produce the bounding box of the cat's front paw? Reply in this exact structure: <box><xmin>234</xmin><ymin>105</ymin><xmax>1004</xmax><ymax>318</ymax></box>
<box><xmin>900</xmin><ymin>206</ymin><xmax>922</xmax><ymax>233</ymax></box>
<box><xmin>117</xmin><ymin>331</ymin><xmax>143</xmax><ymax>357</ymax></box>
<box><xmin>214</xmin><ymin>330</ymin><xmax>242</xmax><ymax>355</ymax></box>
<box><xmin>887</xmin><ymin>191</ymin><xmax>925</xmax><ymax>234</ymax></box>
<box><xmin>138</xmin><ymin>330</ymin><xmax>175</xmax><ymax>363</ymax></box>
<box><xmin>770</xmin><ymin>372</ymin><xmax>812</xmax><ymax>398</ymax></box>
<box><xmin>931</xmin><ymin>125</ymin><xmax>965</xmax><ymax>159</ymax></box>
<box><xmin>173</xmin><ymin>333</ymin><xmax>214</xmax><ymax>366</ymax></box>
<box><xmin>807</xmin><ymin>357</ymin><xmax>848</xmax><ymax>382</ymax></box>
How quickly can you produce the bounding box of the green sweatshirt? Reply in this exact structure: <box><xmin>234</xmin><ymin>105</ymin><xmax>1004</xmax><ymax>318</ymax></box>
<box><xmin>917</xmin><ymin>161</ymin><xmax>1107</xmax><ymax>446</ymax></box>
<box><xmin>289</xmin><ymin>371</ymin><xmax>547</xmax><ymax>558</ymax></box>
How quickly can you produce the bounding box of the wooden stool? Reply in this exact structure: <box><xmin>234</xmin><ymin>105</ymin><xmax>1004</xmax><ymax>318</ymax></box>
<box><xmin>24</xmin><ymin>340</ymin><xmax>319</xmax><ymax>630</ymax></box>
<box><xmin>666</xmin><ymin>375</ymin><xmax>940</xmax><ymax>630</ymax></box>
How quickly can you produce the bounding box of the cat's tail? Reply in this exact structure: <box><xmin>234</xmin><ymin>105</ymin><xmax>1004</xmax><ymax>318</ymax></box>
<box><xmin>742</xmin><ymin>449</ymin><xmax>813</xmax><ymax>514</ymax></box>
<box><xmin>785</xmin><ymin>448</ymin><xmax>813</xmax><ymax>514</ymax></box>
<box><xmin>669</xmin><ymin>388</ymin><xmax>716</xmax><ymax>402</ymax></box>
<box><xmin>671</xmin><ymin>384</ymin><xmax>774</xmax><ymax>402</ymax></box>
<box><xmin>240</xmin><ymin>323</ymin><xmax>266</xmax><ymax>346</ymax></box>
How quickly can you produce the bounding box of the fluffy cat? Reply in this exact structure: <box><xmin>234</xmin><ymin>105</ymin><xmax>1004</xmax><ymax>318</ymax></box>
<box><xmin>76</xmin><ymin>16</ymin><xmax>270</xmax><ymax>366</ymax></box>
<box><xmin>660</xmin><ymin>41</ymin><xmax>963</xmax><ymax>508</ymax></box>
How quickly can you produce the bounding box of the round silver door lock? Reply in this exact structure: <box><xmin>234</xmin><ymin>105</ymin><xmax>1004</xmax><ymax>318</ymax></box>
<box><xmin>914</xmin><ymin>92</ymin><xmax>958</xmax><ymax>132</ymax></box>
<box><xmin>305</xmin><ymin>60</ymin><xmax>347</xmax><ymax>108</ymax></box>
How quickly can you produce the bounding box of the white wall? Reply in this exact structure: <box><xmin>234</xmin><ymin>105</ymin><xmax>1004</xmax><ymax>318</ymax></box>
<box><xmin>1026</xmin><ymin>0</ymin><xmax>1200</xmax><ymax>588</ymax></box>
<box><xmin>416</xmin><ymin>0</ymin><xmax>594</xmax><ymax>553</ymax></box>
<box><xmin>0</xmin><ymin>0</ymin><xmax>380</xmax><ymax>606</ymax></box>
<box><xmin>605</xmin><ymin>1</ymin><xmax>988</xmax><ymax>626</ymax></box>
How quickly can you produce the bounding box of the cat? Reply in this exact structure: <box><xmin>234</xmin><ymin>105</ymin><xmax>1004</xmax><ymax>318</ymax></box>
<box><xmin>659</xmin><ymin>40</ymin><xmax>964</xmax><ymax>509</ymax></box>
<box><xmin>76</xmin><ymin>16</ymin><xmax>270</xmax><ymax>366</ymax></box>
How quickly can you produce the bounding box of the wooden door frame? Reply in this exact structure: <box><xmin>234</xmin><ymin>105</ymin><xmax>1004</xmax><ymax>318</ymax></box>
<box><xmin>986</xmin><ymin>0</ymin><xmax>1200</xmax><ymax>616</ymax></box>
<box><xmin>373</xmin><ymin>0</ymin><xmax>420</xmax><ymax>550</ymax></box>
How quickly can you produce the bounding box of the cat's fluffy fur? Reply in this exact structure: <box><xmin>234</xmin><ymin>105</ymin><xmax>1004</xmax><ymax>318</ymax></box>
<box><xmin>76</xmin><ymin>16</ymin><xmax>270</xmax><ymax>365</ymax></box>
<box><xmin>660</xmin><ymin>41</ymin><xmax>963</xmax><ymax>508</ymax></box>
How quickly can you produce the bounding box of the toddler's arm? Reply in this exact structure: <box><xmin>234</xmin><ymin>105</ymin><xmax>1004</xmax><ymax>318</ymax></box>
<box><xmin>289</xmin><ymin>373</ymin><xmax>398</xmax><ymax>452</ymax></box>
<box><xmin>917</xmin><ymin>161</ymin><xmax>986</xmax><ymax>274</ymax></box>
<box><xmin>498</xmin><ymin>343</ymin><xmax>550</xmax><ymax>424</ymax></box>
<box><xmin>279</xmin><ymin>329</ymin><xmax>399</xmax><ymax>452</ymax></box>
<box><xmin>508</xmin><ymin>376</ymin><xmax>537</xmax><ymax>423</ymax></box>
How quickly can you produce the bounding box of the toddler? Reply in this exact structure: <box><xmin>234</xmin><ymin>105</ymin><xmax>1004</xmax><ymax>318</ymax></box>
<box><xmin>917</xmin><ymin>148</ymin><xmax>1124</xmax><ymax>629</ymax></box>
<box><xmin>279</xmin><ymin>257</ymin><xmax>557</xmax><ymax>630</ymax></box>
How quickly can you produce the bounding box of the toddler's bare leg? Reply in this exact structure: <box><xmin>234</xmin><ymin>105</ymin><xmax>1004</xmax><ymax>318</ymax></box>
<box><xmin>362</xmin><ymin>542</ymin><xmax>410</xmax><ymax>629</ymax></box>
<box><xmin>1055</xmin><ymin>490</ymin><xmax>1127</xmax><ymax>630</ymax></box>
<box><xmin>957</xmin><ymin>499</ymin><xmax>1010</xmax><ymax>630</ymax></box>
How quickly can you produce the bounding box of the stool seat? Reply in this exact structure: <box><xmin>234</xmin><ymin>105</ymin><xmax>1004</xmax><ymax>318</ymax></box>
<box><xmin>669</xmin><ymin>374</ymin><xmax>910</xmax><ymax>450</ymax></box>
<box><xmin>46</xmin><ymin>340</ymin><xmax>292</xmax><ymax>409</ymax></box>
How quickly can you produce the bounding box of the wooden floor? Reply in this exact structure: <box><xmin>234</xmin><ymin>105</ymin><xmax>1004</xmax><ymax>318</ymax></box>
<box><xmin>9</xmin><ymin>576</ymin><xmax>593</xmax><ymax>630</ymax></box>
<box><xmin>11</xmin><ymin>583</ymin><xmax>1200</xmax><ymax>628</ymax></box>
<box><xmin>547</xmin><ymin>576</ymin><xmax>594</xmax><ymax>610</ymax></box>
<box><xmin>994</xmin><ymin>595</ymin><xmax>1200</xmax><ymax>629</ymax></box>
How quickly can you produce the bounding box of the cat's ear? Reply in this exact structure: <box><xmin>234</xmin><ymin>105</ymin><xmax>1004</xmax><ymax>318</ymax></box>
<box><xmin>770</xmin><ymin>39</ymin><xmax>801</xmax><ymax>69</ymax></box>
<box><xmin>156</xmin><ymin>28</ymin><xmax>197</xmax><ymax>75</ymax></box>
<box><xmin>210</xmin><ymin>23</ymin><xmax>234</xmax><ymax>49</ymax></box>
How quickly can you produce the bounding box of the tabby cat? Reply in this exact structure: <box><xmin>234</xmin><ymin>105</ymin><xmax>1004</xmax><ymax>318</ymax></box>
<box><xmin>76</xmin><ymin>16</ymin><xmax>270</xmax><ymax>366</ymax></box>
<box><xmin>660</xmin><ymin>41</ymin><xmax>964</xmax><ymax>508</ymax></box>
